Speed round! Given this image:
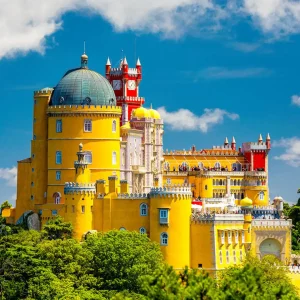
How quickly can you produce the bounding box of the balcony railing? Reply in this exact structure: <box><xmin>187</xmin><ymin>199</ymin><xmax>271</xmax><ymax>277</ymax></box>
<box><xmin>163</xmin><ymin>170</ymin><xmax>267</xmax><ymax>177</ymax></box>
<box><xmin>252</xmin><ymin>219</ymin><xmax>292</xmax><ymax>227</ymax></box>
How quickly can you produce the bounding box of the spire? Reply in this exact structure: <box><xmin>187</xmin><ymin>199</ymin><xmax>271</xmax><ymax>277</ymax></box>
<box><xmin>232</xmin><ymin>136</ymin><xmax>236</xmax><ymax>143</ymax></box>
<box><xmin>136</xmin><ymin>57</ymin><xmax>141</xmax><ymax>66</ymax></box>
<box><xmin>123</xmin><ymin>56</ymin><xmax>128</xmax><ymax>65</ymax></box>
<box><xmin>266</xmin><ymin>133</ymin><xmax>271</xmax><ymax>140</ymax></box>
<box><xmin>81</xmin><ymin>42</ymin><xmax>88</xmax><ymax>69</ymax></box>
<box><xmin>258</xmin><ymin>134</ymin><xmax>263</xmax><ymax>142</ymax></box>
<box><xmin>224</xmin><ymin>137</ymin><xmax>229</xmax><ymax>145</ymax></box>
<box><xmin>106</xmin><ymin>57</ymin><xmax>111</xmax><ymax>66</ymax></box>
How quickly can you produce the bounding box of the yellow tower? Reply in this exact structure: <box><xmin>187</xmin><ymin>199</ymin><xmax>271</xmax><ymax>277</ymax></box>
<box><xmin>149</xmin><ymin>185</ymin><xmax>192</xmax><ymax>269</ymax></box>
<box><xmin>64</xmin><ymin>143</ymin><xmax>95</xmax><ymax>240</ymax></box>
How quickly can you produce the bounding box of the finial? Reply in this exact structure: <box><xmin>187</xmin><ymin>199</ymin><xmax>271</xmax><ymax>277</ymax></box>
<box><xmin>83</xmin><ymin>41</ymin><xmax>86</xmax><ymax>54</ymax></box>
<box><xmin>106</xmin><ymin>57</ymin><xmax>111</xmax><ymax>66</ymax></box>
<box><xmin>266</xmin><ymin>133</ymin><xmax>271</xmax><ymax>140</ymax></box>
<box><xmin>258</xmin><ymin>134</ymin><xmax>263</xmax><ymax>141</ymax></box>
<box><xmin>232</xmin><ymin>136</ymin><xmax>236</xmax><ymax>143</ymax></box>
<box><xmin>224</xmin><ymin>137</ymin><xmax>229</xmax><ymax>144</ymax></box>
<box><xmin>136</xmin><ymin>57</ymin><xmax>141</xmax><ymax>66</ymax></box>
<box><xmin>79</xmin><ymin>143</ymin><xmax>83</xmax><ymax>152</ymax></box>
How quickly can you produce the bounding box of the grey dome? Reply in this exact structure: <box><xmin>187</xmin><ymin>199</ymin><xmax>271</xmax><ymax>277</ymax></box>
<box><xmin>50</xmin><ymin>67</ymin><xmax>116</xmax><ymax>106</ymax></box>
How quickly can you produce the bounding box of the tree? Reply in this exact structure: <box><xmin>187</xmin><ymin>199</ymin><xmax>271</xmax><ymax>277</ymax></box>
<box><xmin>42</xmin><ymin>216</ymin><xmax>73</xmax><ymax>240</ymax></box>
<box><xmin>84</xmin><ymin>230</ymin><xmax>164</xmax><ymax>293</ymax></box>
<box><xmin>0</xmin><ymin>201</ymin><xmax>12</xmax><ymax>212</ymax></box>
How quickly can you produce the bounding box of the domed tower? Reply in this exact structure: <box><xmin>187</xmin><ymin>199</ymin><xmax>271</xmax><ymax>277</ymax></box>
<box><xmin>46</xmin><ymin>53</ymin><xmax>122</xmax><ymax>206</ymax></box>
<box><xmin>64</xmin><ymin>143</ymin><xmax>96</xmax><ymax>239</ymax></box>
<box><xmin>149</xmin><ymin>185</ymin><xmax>192</xmax><ymax>269</ymax></box>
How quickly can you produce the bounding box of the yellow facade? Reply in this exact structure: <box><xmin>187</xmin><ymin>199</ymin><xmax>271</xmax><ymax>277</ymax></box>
<box><xmin>5</xmin><ymin>54</ymin><xmax>293</xmax><ymax>277</ymax></box>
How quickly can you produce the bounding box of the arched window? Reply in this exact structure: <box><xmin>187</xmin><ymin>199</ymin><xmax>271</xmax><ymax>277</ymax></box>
<box><xmin>139</xmin><ymin>227</ymin><xmax>146</xmax><ymax>234</ymax></box>
<box><xmin>237</xmin><ymin>179</ymin><xmax>240</xmax><ymax>186</ymax></box>
<box><xmin>230</xmin><ymin>179</ymin><xmax>233</xmax><ymax>185</ymax></box>
<box><xmin>214</xmin><ymin>162</ymin><xmax>221</xmax><ymax>169</ymax></box>
<box><xmin>219</xmin><ymin>179</ymin><xmax>222</xmax><ymax>185</ymax></box>
<box><xmin>213</xmin><ymin>179</ymin><xmax>216</xmax><ymax>185</ymax></box>
<box><xmin>259</xmin><ymin>191</ymin><xmax>264</xmax><ymax>200</ymax></box>
<box><xmin>233</xmin><ymin>179</ymin><xmax>237</xmax><ymax>186</ymax></box>
<box><xmin>140</xmin><ymin>203</ymin><xmax>148</xmax><ymax>216</ymax></box>
<box><xmin>223</xmin><ymin>179</ymin><xmax>226</xmax><ymax>185</ymax></box>
<box><xmin>112</xmin><ymin>120</ymin><xmax>116</xmax><ymax>132</ymax></box>
<box><xmin>226</xmin><ymin>250</ymin><xmax>230</xmax><ymax>264</ymax></box>
<box><xmin>181</xmin><ymin>162</ymin><xmax>189</xmax><ymax>171</ymax></box>
<box><xmin>232</xmin><ymin>162</ymin><xmax>241</xmax><ymax>171</ymax></box>
<box><xmin>56</xmin><ymin>151</ymin><xmax>62</xmax><ymax>164</ymax></box>
<box><xmin>53</xmin><ymin>192</ymin><xmax>61</xmax><ymax>204</ymax></box>
<box><xmin>198</xmin><ymin>162</ymin><xmax>204</xmax><ymax>169</ymax></box>
<box><xmin>166</xmin><ymin>178</ymin><xmax>171</xmax><ymax>185</ymax></box>
<box><xmin>119</xmin><ymin>227</ymin><xmax>126</xmax><ymax>231</ymax></box>
<box><xmin>219</xmin><ymin>250</ymin><xmax>223</xmax><ymax>264</ymax></box>
<box><xmin>233</xmin><ymin>250</ymin><xmax>236</xmax><ymax>263</ymax></box>
<box><xmin>240</xmin><ymin>250</ymin><xmax>243</xmax><ymax>262</ymax></box>
<box><xmin>112</xmin><ymin>151</ymin><xmax>117</xmax><ymax>165</ymax></box>
<box><xmin>164</xmin><ymin>162</ymin><xmax>170</xmax><ymax>171</ymax></box>
<box><xmin>160</xmin><ymin>232</ymin><xmax>168</xmax><ymax>246</ymax></box>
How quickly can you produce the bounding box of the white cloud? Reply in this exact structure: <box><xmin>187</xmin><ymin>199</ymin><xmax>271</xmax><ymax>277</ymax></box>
<box><xmin>188</xmin><ymin>67</ymin><xmax>271</xmax><ymax>80</ymax></box>
<box><xmin>291</xmin><ymin>95</ymin><xmax>300</xmax><ymax>106</ymax></box>
<box><xmin>229</xmin><ymin>42</ymin><xmax>261</xmax><ymax>53</ymax></box>
<box><xmin>0</xmin><ymin>167</ymin><xmax>17</xmax><ymax>187</ymax></box>
<box><xmin>157</xmin><ymin>107</ymin><xmax>239</xmax><ymax>132</ymax></box>
<box><xmin>274</xmin><ymin>137</ymin><xmax>300</xmax><ymax>167</ymax></box>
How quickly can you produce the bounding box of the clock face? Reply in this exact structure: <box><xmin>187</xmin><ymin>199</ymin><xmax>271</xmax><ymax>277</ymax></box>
<box><xmin>112</xmin><ymin>80</ymin><xmax>122</xmax><ymax>90</ymax></box>
<box><xmin>128</xmin><ymin>80</ymin><xmax>136</xmax><ymax>90</ymax></box>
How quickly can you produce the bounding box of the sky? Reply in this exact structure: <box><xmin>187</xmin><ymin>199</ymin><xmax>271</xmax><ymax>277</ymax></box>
<box><xmin>0</xmin><ymin>0</ymin><xmax>300</xmax><ymax>205</ymax></box>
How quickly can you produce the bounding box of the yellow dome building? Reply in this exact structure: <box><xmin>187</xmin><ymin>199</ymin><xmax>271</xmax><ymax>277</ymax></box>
<box><xmin>3</xmin><ymin>53</ymin><xmax>293</xmax><ymax>278</ymax></box>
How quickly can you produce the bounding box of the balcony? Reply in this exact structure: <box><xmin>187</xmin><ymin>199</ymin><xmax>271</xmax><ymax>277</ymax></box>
<box><xmin>131</xmin><ymin>165</ymin><xmax>146</xmax><ymax>174</ymax></box>
<box><xmin>163</xmin><ymin>171</ymin><xmax>188</xmax><ymax>176</ymax></box>
<box><xmin>245</xmin><ymin>171</ymin><xmax>267</xmax><ymax>177</ymax></box>
<box><xmin>252</xmin><ymin>219</ymin><xmax>292</xmax><ymax>228</ymax></box>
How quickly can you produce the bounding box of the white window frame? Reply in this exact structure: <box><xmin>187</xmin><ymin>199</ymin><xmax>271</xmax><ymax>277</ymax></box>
<box><xmin>112</xmin><ymin>151</ymin><xmax>117</xmax><ymax>165</ymax></box>
<box><xmin>160</xmin><ymin>232</ymin><xmax>168</xmax><ymax>246</ymax></box>
<box><xmin>219</xmin><ymin>250</ymin><xmax>223</xmax><ymax>264</ymax></box>
<box><xmin>56</xmin><ymin>151</ymin><xmax>62</xmax><ymax>164</ymax></box>
<box><xmin>56</xmin><ymin>171</ymin><xmax>61</xmax><ymax>181</ymax></box>
<box><xmin>140</xmin><ymin>203</ymin><xmax>148</xmax><ymax>216</ymax></box>
<box><xmin>228</xmin><ymin>231</ymin><xmax>232</xmax><ymax>244</ymax></box>
<box><xmin>56</xmin><ymin>119</ymin><xmax>62</xmax><ymax>133</ymax></box>
<box><xmin>214</xmin><ymin>162</ymin><xmax>221</xmax><ymax>169</ymax></box>
<box><xmin>226</xmin><ymin>250</ymin><xmax>230</xmax><ymax>264</ymax></box>
<box><xmin>112</xmin><ymin>120</ymin><xmax>117</xmax><ymax>132</ymax></box>
<box><xmin>159</xmin><ymin>209</ymin><xmax>169</xmax><ymax>224</ymax></box>
<box><xmin>259</xmin><ymin>191</ymin><xmax>264</xmax><ymax>200</ymax></box>
<box><xmin>233</xmin><ymin>250</ymin><xmax>236</xmax><ymax>264</ymax></box>
<box><xmin>139</xmin><ymin>227</ymin><xmax>146</xmax><ymax>234</ymax></box>
<box><xmin>84</xmin><ymin>119</ymin><xmax>92</xmax><ymax>132</ymax></box>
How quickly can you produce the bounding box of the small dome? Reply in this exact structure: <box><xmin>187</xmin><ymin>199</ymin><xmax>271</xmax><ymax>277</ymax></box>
<box><xmin>240</xmin><ymin>197</ymin><xmax>253</xmax><ymax>207</ymax></box>
<box><xmin>149</xmin><ymin>108</ymin><xmax>161</xmax><ymax>119</ymax></box>
<box><xmin>132</xmin><ymin>107</ymin><xmax>150</xmax><ymax>119</ymax></box>
<box><xmin>274</xmin><ymin>196</ymin><xmax>283</xmax><ymax>201</ymax></box>
<box><xmin>121</xmin><ymin>122</ymin><xmax>131</xmax><ymax>130</ymax></box>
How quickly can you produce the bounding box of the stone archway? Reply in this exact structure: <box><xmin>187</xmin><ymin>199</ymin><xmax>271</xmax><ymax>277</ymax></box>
<box><xmin>259</xmin><ymin>238</ymin><xmax>281</xmax><ymax>259</ymax></box>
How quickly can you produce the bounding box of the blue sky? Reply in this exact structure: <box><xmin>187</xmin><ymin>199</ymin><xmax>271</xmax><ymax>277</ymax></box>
<box><xmin>0</xmin><ymin>0</ymin><xmax>300</xmax><ymax>205</ymax></box>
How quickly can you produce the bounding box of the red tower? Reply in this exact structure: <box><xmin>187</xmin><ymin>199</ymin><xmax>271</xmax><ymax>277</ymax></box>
<box><xmin>105</xmin><ymin>57</ymin><xmax>144</xmax><ymax>125</ymax></box>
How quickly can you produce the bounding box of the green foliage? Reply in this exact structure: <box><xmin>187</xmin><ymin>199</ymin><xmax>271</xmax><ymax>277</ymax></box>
<box><xmin>84</xmin><ymin>230</ymin><xmax>164</xmax><ymax>293</ymax></box>
<box><xmin>42</xmin><ymin>216</ymin><xmax>73</xmax><ymax>240</ymax></box>
<box><xmin>0</xmin><ymin>201</ymin><xmax>12</xmax><ymax>212</ymax></box>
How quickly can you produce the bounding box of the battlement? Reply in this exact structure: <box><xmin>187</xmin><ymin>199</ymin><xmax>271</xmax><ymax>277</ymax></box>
<box><xmin>64</xmin><ymin>182</ymin><xmax>96</xmax><ymax>194</ymax></box>
<box><xmin>163</xmin><ymin>149</ymin><xmax>240</xmax><ymax>156</ymax></box>
<box><xmin>252</xmin><ymin>219</ymin><xmax>292</xmax><ymax>228</ymax></box>
<box><xmin>117</xmin><ymin>193</ymin><xmax>149</xmax><ymax>199</ymax></box>
<box><xmin>47</xmin><ymin>105</ymin><xmax>122</xmax><ymax>114</ymax></box>
<box><xmin>191</xmin><ymin>212</ymin><xmax>245</xmax><ymax>223</ymax></box>
<box><xmin>242</xmin><ymin>142</ymin><xmax>267</xmax><ymax>151</ymax></box>
<box><xmin>150</xmin><ymin>184</ymin><xmax>192</xmax><ymax>198</ymax></box>
<box><xmin>109</xmin><ymin>68</ymin><xmax>139</xmax><ymax>76</ymax></box>
<box><xmin>96</xmin><ymin>179</ymin><xmax>106</xmax><ymax>184</ymax></box>
<box><xmin>34</xmin><ymin>87</ymin><xmax>53</xmax><ymax>95</ymax></box>
<box><xmin>116</xmin><ymin>96</ymin><xmax>145</xmax><ymax>102</ymax></box>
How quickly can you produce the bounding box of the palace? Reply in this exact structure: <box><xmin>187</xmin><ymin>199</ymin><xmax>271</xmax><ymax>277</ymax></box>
<box><xmin>2</xmin><ymin>52</ymin><xmax>294</xmax><ymax>272</ymax></box>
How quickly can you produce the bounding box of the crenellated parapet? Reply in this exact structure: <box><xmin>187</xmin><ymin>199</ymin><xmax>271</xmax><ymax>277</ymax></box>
<box><xmin>117</xmin><ymin>193</ymin><xmax>149</xmax><ymax>199</ymax></box>
<box><xmin>34</xmin><ymin>88</ymin><xmax>53</xmax><ymax>96</ymax></box>
<box><xmin>252</xmin><ymin>219</ymin><xmax>292</xmax><ymax>228</ymax></box>
<box><xmin>47</xmin><ymin>105</ymin><xmax>122</xmax><ymax>116</ymax></box>
<box><xmin>64</xmin><ymin>182</ymin><xmax>96</xmax><ymax>194</ymax></box>
<box><xmin>191</xmin><ymin>212</ymin><xmax>245</xmax><ymax>223</ymax></box>
<box><xmin>150</xmin><ymin>184</ymin><xmax>192</xmax><ymax>198</ymax></box>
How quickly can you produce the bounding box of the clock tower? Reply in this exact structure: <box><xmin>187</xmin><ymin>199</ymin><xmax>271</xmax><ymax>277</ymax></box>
<box><xmin>105</xmin><ymin>57</ymin><xmax>144</xmax><ymax>125</ymax></box>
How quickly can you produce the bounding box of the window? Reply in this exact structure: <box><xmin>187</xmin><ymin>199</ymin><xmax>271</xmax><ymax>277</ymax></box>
<box><xmin>31</xmin><ymin>182</ymin><xmax>34</xmax><ymax>187</ymax></box>
<box><xmin>139</xmin><ymin>227</ymin><xmax>146</xmax><ymax>234</ymax></box>
<box><xmin>164</xmin><ymin>162</ymin><xmax>170</xmax><ymax>171</ymax></box>
<box><xmin>32</xmin><ymin>168</ymin><xmax>34</xmax><ymax>172</ymax></box>
<box><xmin>198</xmin><ymin>264</ymin><xmax>203</xmax><ymax>268</ymax></box>
<box><xmin>85</xmin><ymin>152</ymin><xmax>92</xmax><ymax>164</ymax></box>
<box><xmin>56</xmin><ymin>119</ymin><xmax>62</xmax><ymax>133</ymax></box>
<box><xmin>81</xmin><ymin>205</ymin><xmax>85</xmax><ymax>213</ymax></box>
<box><xmin>31</xmin><ymin>195</ymin><xmax>34</xmax><ymax>200</ymax></box>
<box><xmin>56</xmin><ymin>151</ymin><xmax>62</xmax><ymax>164</ymax></box>
<box><xmin>198</xmin><ymin>162</ymin><xmax>204</xmax><ymax>169</ymax></box>
<box><xmin>213</xmin><ymin>179</ymin><xmax>215</xmax><ymax>185</ymax></box>
<box><xmin>140</xmin><ymin>203</ymin><xmax>148</xmax><ymax>216</ymax></box>
<box><xmin>112</xmin><ymin>151</ymin><xmax>117</xmax><ymax>165</ymax></box>
<box><xmin>219</xmin><ymin>250</ymin><xmax>223</xmax><ymax>264</ymax></box>
<box><xmin>214</xmin><ymin>162</ymin><xmax>221</xmax><ymax>169</ymax></box>
<box><xmin>53</xmin><ymin>192</ymin><xmax>61</xmax><ymax>204</ymax></box>
<box><xmin>233</xmin><ymin>250</ymin><xmax>236</xmax><ymax>263</ymax></box>
<box><xmin>84</xmin><ymin>119</ymin><xmax>92</xmax><ymax>132</ymax></box>
<box><xmin>159</xmin><ymin>209</ymin><xmax>169</xmax><ymax>224</ymax></box>
<box><xmin>228</xmin><ymin>231</ymin><xmax>232</xmax><ymax>244</ymax></box>
<box><xmin>259</xmin><ymin>191</ymin><xmax>264</xmax><ymax>200</ymax></box>
<box><xmin>91</xmin><ymin>206</ymin><xmax>93</xmax><ymax>212</ymax></box>
<box><xmin>112</xmin><ymin>120</ymin><xmax>116</xmax><ymax>132</ymax></box>
<box><xmin>160</xmin><ymin>232</ymin><xmax>168</xmax><ymax>246</ymax></box>
<box><xmin>226</xmin><ymin>250</ymin><xmax>230</xmax><ymax>264</ymax></box>
<box><xmin>52</xmin><ymin>210</ymin><xmax>58</xmax><ymax>216</ymax></box>
<box><xmin>120</xmin><ymin>227</ymin><xmax>126</xmax><ymax>231</ymax></box>
<box><xmin>33</xmin><ymin>135</ymin><xmax>36</xmax><ymax>140</ymax></box>
<box><xmin>56</xmin><ymin>171</ymin><xmax>61</xmax><ymax>181</ymax></box>
<box><xmin>72</xmin><ymin>205</ymin><xmax>75</xmax><ymax>213</ymax></box>
<box><xmin>242</xmin><ymin>231</ymin><xmax>245</xmax><ymax>243</ymax></box>
<box><xmin>240</xmin><ymin>250</ymin><xmax>243</xmax><ymax>262</ymax></box>
<box><xmin>166</xmin><ymin>178</ymin><xmax>171</xmax><ymax>185</ymax></box>
<box><xmin>205</xmin><ymin>185</ymin><xmax>207</xmax><ymax>190</ymax></box>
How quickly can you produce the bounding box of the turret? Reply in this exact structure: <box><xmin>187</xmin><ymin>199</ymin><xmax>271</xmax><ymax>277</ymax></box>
<box><xmin>266</xmin><ymin>133</ymin><xmax>271</xmax><ymax>150</ymax></box>
<box><xmin>224</xmin><ymin>137</ymin><xmax>229</xmax><ymax>147</ymax></box>
<box><xmin>136</xmin><ymin>58</ymin><xmax>142</xmax><ymax>83</ymax></box>
<box><xmin>258</xmin><ymin>133</ymin><xmax>263</xmax><ymax>144</ymax></box>
<box><xmin>105</xmin><ymin>57</ymin><xmax>111</xmax><ymax>77</ymax></box>
<box><xmin>231</xmin><ymin>136</ymin><xmax>236</xmax><ymax>150</ymax></box>
<box><xmin>122</xmin><ymin>56</ymin><xmax>128</xmax><ymax>74</ymax></box>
